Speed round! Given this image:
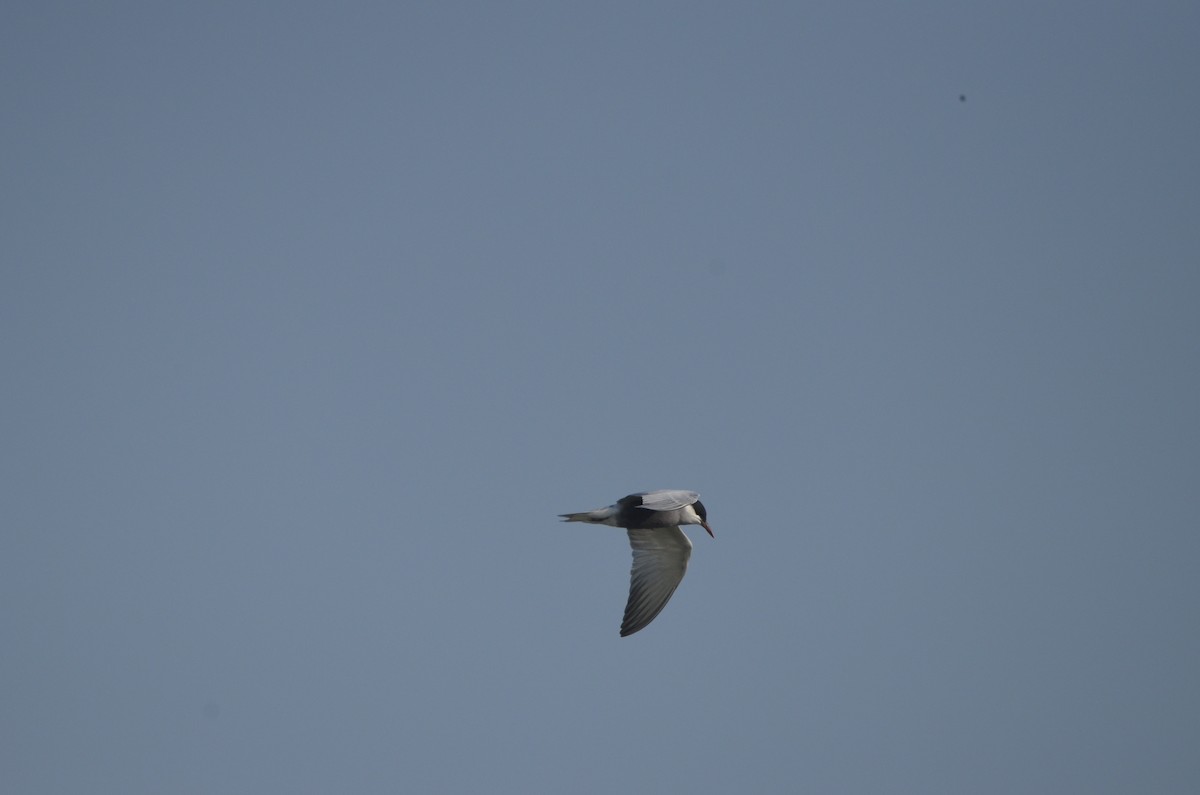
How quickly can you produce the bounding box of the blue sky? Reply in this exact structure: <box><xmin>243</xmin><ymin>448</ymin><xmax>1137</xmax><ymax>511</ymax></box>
<box><xmin>3</xmin><ymin>2</ymin><xmax>1199</xmax><ymax>792</ymax></box>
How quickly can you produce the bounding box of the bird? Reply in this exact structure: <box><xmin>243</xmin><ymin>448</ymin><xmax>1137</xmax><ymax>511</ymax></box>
<box><xmin>559</xmin><ymin>490</ymin><xmax>714</xmax><ymax>637</ymax></box>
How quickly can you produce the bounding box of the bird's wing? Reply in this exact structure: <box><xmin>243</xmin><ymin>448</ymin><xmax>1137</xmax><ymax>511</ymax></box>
<box><xmin>621</xmin><ymin>527</ymin><xmax>692</xmax><ymax>637</ymax></box>
<box><xmin>635</xmin><ymin>490</ymin><xmax>700</xmax><ymax>511</ymax></box>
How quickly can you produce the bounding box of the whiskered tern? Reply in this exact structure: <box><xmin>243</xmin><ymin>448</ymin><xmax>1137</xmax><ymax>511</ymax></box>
<box><xmin>560</xmin><ymin>490</ymin><xmax>714</xmax><ymax>637</ymax></box>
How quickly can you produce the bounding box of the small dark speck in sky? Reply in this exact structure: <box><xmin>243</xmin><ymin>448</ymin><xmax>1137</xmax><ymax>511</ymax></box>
<box><xmin>959</xmin><ymin>94</ymin><xmax>967</xmax><ymax>102</ymax></box>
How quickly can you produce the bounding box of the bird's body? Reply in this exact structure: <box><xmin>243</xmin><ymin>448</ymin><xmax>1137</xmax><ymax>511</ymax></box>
<box><xmin>560</xmin><ymin>490</ymin><xmax>714</xmax><ymax>637</ymax></box>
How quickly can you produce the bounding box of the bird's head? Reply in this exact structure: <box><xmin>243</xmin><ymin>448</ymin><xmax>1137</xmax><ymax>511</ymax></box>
<box><xmin>691</xmin><ymin>499</ymin><xmax>715</xmax><ymax>538</ymax></box>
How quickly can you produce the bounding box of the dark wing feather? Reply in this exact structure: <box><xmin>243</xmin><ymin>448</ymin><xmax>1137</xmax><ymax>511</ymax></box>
<box><xmin>620</xmin><ymin>527</ymin><xmax>692</xmax><ymax>636</ymax></box>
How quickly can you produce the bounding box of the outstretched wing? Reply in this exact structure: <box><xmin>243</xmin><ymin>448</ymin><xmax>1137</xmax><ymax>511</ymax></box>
<box><xmin>620</xmin><ymin>527</ymin><xmax>692</xmax><ymax>637</ymax></box>
<box><xmin>629</xmin><ymin>490</ymin><xmax>700</xmax><ymax>512</ymax></box>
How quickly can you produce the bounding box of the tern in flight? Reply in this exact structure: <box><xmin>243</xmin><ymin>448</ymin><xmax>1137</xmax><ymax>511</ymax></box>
<box><xmin>560</xmin><ymin>490</ymin><xmax>714</xmax><ymax>637</ymax></box>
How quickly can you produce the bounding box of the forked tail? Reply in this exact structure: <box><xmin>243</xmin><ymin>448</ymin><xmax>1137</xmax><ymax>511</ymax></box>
<box><xmin>558</xmin><ymin>506</ymin><xmax>618</xmax><ymax>524</ymax></box>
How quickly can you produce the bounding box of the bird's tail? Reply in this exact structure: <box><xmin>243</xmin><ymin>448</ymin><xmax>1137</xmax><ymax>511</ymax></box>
<box><xmin>559</xmin><ymin>506</ymin><xmax>618</xmax><ymax>524</ymax></box>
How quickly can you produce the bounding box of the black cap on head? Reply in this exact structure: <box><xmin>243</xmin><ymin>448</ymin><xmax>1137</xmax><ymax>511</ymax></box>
<box><xmin>692</xmin><ymin>499</ymin><xmax>707</xmax><ymax>521</ymax></box>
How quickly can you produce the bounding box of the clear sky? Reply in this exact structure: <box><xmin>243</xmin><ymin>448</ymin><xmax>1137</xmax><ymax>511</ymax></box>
<box><xmin>4</xmin><ymin>2</ymin><xmax>1199</xmax><ymax>793</ymax></box>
